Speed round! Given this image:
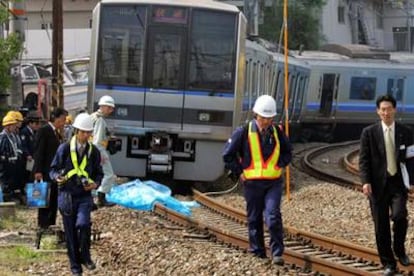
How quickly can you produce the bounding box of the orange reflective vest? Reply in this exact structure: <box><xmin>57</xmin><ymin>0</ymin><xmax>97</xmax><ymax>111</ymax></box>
<box><xmin>243</xmin><ymin>121</ymin><xmax>282</xmax><ymax>180</ymax></box>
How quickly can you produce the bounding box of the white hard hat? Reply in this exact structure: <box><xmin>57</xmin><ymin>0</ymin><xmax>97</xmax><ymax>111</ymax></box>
<box><xmin>98</xmin><ymin>95</ymin><xmax>115</xmax><ymax>107</ymax></box>
<box><xmin>73</xmin><ymin>113</ymin><xmax>94</xmax><ymax>131</ymax></box>
<box><xmin>252</xmin><ymin>95</ymin><xmax>277</xmax><ymax>118</ymax></box>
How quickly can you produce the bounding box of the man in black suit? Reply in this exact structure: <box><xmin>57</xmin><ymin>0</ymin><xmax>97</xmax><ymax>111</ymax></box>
<box><xmin>20</xmin><ymin>111</ymin><xmax>42</xmax><ymax>191</ymax></box>
<box><xmin>360</xmin><ymin>95</ymin><xmax>413</xmax><ymax>276</ymax></box>
<box><xmin>33</xmin><ymin>107</ymin><xmax>67</xmax><ymax>230</ymax></box>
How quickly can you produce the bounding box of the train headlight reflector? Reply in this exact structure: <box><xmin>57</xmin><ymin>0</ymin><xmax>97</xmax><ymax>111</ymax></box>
<box><xmin>198</xmin><ymin>112</ymin><xmax>210</xmax><ymax>122</ymax></box>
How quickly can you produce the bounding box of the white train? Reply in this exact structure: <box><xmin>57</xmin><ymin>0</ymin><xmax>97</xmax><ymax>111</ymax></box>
<box><xmin>87</xmin><ymin>0</ymin><xmax>246</xmax><ymax>181</ymax></box>
<box><xmin>87</xmin><ymin>0</ymin><xmax>414</xmax><ymax>181</ymax></box>
<box><xmin>292</xmin><ymin>46</ymin><xmax>414</xmax><ymax>141</ymax></box>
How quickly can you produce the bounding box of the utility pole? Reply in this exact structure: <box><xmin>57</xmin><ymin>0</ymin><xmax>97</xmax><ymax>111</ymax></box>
<box><xmin>244</xmin><ymin>0</ymin><xmax>259</xmax><ymax>36</ymax></box>
<box><xmin>52</xmin><ymin>0</ymin><xmax>64</xmax><ymax>112</ymax></box>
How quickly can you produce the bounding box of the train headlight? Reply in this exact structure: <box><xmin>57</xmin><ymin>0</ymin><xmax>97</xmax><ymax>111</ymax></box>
<box><xmin>117</xmin><ymin>107</ymin><xmax>128</xmax><ymax>117</ymax></box>
<box><xmin>198</xmin><ymin>112</ymin><xmax>210</xmax><ymax>122</ymax></box>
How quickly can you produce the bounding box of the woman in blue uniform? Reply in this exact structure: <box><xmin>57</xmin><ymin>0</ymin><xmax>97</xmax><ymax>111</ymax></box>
<box><xmin>50</xmin><ymin>113</ymin><xmax>103</xmax><ymax>276</ymax></box>
<box><xmin>222</xmin><ymin>95</ymin><xmax>292</xmax><ymax>265</ymax></box>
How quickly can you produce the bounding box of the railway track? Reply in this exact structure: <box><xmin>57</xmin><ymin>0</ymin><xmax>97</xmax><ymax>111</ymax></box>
<box><xmin>300</xmin><ymin>140</ymin><xmax>362</xmax><ymax>191</ymax></box>
<box><xmin>302</xmin><ymin>141</ymin><xmax>414</xmax><ymax>201</ymax></box>
<box><xmin>153</xmin><ymin>189</ymin><xmax>414</xmax><ymax>275</ymax></box>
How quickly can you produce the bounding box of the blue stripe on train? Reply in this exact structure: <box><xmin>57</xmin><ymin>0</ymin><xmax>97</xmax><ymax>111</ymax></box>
<box><xmin>306</xmin><ymin>102</ymin><xmax>376</xmax><ymax>112</ymax></box>
<box><xmin>95</xmin><ymin>85</ymin><xmax>234</xmax><ymax>98</ymax></box>
<box><xmin>306</xmin><ymin>102</ymin><xmax>414</xmax><ymax>112</ymax></box>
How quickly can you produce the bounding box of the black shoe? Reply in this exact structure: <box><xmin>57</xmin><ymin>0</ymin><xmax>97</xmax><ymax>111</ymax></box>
<box><xmin>82</xmin><ymin>261</ymin><xmax>96</xmax><ymax>270</ymax></box>
<box><xmin>253</xmin><ymin>253</ymin><xmax>267</xmax><ymax>259</ymax></box>
<box><xmin>398</xmin><ymin>254</ymin><xmax>410</xmax><ymax>266</ymax></box>
<box><xmin>383</xmin><ymin>265</ymin><xmax>395</xmax><ymax>276</ymax></box>
<box><xmin>71</xmin><ymin>271</ymin><xmax>82</xmax><ymax>276</ymax></box>
<box><xmin>272</xmin><ymin>256</ymin><xmax>284</xmax><ymax>266</ymax></box>
<box><xmin>97</xmin><ymin>192</ymin><xmax>115</xmax><ymax>207</ymax></box>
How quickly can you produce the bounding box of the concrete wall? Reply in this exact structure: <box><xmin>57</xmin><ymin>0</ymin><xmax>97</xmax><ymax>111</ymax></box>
<box><xmin>21</xmin><ymin>29</ymin><xmax>91</xmax><ymax>63</ymax></box>
<box><xmin>320</xmin><ymin>0</ymin><xmax>353</xmax><ymax>45</ymax></box>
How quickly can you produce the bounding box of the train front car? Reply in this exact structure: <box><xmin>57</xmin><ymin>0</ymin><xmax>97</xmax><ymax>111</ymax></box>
<box><xmin>87</xmin><ymin>0</ymin><xmax>246</xmax><ymax>181</ymax></box>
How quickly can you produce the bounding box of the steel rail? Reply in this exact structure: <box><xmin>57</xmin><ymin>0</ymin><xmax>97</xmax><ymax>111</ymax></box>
<box><xmin>154</xmin><ymin>203</ymin><xmax>379</xmax><ymax>275</ymax></box>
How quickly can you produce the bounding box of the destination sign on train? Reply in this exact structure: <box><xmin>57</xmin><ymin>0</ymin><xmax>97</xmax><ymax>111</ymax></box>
<box><xmin>153</xmin><ymin>7</ymin><xmax>187</xmax><ymax>24</ymax></box>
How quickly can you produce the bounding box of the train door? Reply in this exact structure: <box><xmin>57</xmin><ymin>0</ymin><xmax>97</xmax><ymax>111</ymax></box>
<box><xmin>291</xmin><ymin>74</ymin><xmax>306</xmax><ymax>122</ymax></box>
<box><xmin>387</xmin><ymin>77</ymin><xmax>405</xmax><ymax>116</ymax></box>
<box><xmin>145</xmin><ymin>26</ymin><xmax>187</xmax><ymax>128</ymax></box>
<box><xmin>319</xmin><ymin>73</ymin><xmax>339</xmax><ymax>117</ymax></box>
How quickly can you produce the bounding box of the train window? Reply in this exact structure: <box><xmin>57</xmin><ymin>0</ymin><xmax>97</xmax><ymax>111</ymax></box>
<box><xmin>252</xmin><ymin>62</ymin><xmax>258</xmax><ymax>98</ymax></box>
<box><xmin>259</xmin><ymin>64</ymin><xmax>264</xmax><ymax>95</ymax></box>
<box><xmin>350</xmin><ymin>77</ymin><xmax>376</xmax><ymax>100</ymax></box>
<box><xmin>244</xmin><ymin>60</ymin><xmax>250</xmax><ymax>97</ymax></box>
<box><xmin>273</xmin><ymin>70</ymin><xmax>281</xmax><ymax>98</ymax></box>
<box><xmin>276</xmin><ymin>71</ymin><xmax>285</xmax><ymax>115</ymax></box>
<box><xmin>188</xmin><ymin>10</ymin><xmax>236</xmax><ymax>92</ymax></box>
<box><xmin>387</xmin><ymin>78</ymin><xmax>404</xmax><ymax>101</ymax></box>
<box><xmin>150</xmin><ymin>31</ymin><xmax>184</xmax><ymax>89</ymax></box>
<box><xmin>97</xmin><ymin>6</ymin><xmax>147</xmax><ymax>86</ymax></box>
<box><xmin>267</xmin><ymin>65</ymin><xmax>273</xmax><ymax>94</ymax></box>
<box><xmin>297</xmin><ymin>76</ymin><xmax>304</xmax><ymax>105</ymax></box>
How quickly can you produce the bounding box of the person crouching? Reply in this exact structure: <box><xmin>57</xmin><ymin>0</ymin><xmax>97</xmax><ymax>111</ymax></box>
<box><xmin>49</xmin><ymin>113</ymin><xmax>103</xmax><ymax>276</ymax></box>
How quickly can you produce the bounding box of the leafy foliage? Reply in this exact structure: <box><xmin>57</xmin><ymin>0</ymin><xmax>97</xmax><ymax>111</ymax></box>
<box><xmin>259</xmin><ymin>0</ymin><xmax>326</xmax><ymax>50</ymax></box>
<box><xmin>0</xmin><ymin>4</ymin><xmax>23</xmax><ymax>93</ymax></box>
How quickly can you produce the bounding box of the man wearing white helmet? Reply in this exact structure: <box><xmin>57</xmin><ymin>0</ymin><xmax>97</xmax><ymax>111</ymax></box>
<box><xmin>222</xmin><ymin>95</ymin><xmax>292</xmax><ymax>266</ymax></box>
<box><xmin>50</xmin><ymin>113</ymin><xmax>103</xmax><ymax>276</ymax></box>
<box><xmin>91</xmin><ymin>95</ymin><xmax>116</xmax><ymax>207</ymax></box>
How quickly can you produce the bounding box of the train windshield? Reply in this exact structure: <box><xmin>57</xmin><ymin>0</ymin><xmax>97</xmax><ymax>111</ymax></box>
<box><xmin>97</xmin><ymin>5</ymin><xmax>147</xmax><ymax>86</ymax></box>
<box><xmin>188</xmin><ymin>10</ymin><xmax>236</xmax><ymax>92</ymax></box>
<box><xmin>96</xmin><ymin>5</ymin><xmax>237</xmax><ymax>92</ymax></box>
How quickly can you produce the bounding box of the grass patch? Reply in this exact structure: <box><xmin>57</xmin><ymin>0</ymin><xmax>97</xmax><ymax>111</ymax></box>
<box><xmin>0</xmin><ymin>245</ymin><xmax>47</xmax><ymax>263</ymax></box>
<box><xmin>0</xmin><ymin>245</ymin><xmax>59</xmax><ymax>276</ymax></box>
<box><xmin>0</xmin><ymin>216</ymin><xmax>25</xmax><ymax>230</ymax></box>
<box><xmin>0</xmin><ymin>206</ymin><xmax>36</xmax><ymax>230</ymax></box>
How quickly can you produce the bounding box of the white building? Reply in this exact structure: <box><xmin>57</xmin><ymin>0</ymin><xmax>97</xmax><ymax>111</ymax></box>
<box><xmin>6</xmin><ymin>0</ymin><xmax>414</xmax><ymax>64</ymax></box>
<box><xmin>15</xmin><ymin>0</ymin><xmax>99</xmax><ymax>63</ymax></box>
<box><xmin>321</xmin><ymin>0</ymin><xmax>414</xmax><ymax>51</ymax></box>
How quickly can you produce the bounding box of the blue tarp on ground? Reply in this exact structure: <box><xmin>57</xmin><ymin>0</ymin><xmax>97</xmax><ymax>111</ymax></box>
<box><xmin>106</xmin><ymin>179</ymin><xmax>199</xmax><ymax>216</ymax></box>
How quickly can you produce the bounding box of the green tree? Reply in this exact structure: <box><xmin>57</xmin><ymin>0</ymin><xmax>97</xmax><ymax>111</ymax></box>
<box><xmin>260</xmin><ymin>0</ymin><xmax>326</xmax><ymax>50</ymax></box>
<box><xmin>0</xmin><ymin>3</ymin><xmax>23</xmax><ymax>112</ymax></box>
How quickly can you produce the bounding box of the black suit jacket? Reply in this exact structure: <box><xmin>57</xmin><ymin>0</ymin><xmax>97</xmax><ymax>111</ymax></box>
<box><xmin>359</xmin><ymin>121</ymin><xmax>414</xmax><ymax>199</ymax></box>
<box><xmin>33</xmin><ymin>123</ymin><xmax>61</xmax><ymax>181</ymax></box>
<box><xmin>20</xmin><ymin>125</ymin><xmax>36</xmax><ymax>157</ymax></box>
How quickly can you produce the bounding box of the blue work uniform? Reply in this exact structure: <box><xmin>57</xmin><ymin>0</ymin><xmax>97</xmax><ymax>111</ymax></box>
<box><xmin>0</xmin><ymin>129</ymin><xmax>21</xmax><ymax>196</ymax></box>
<box><xmin>50</xmin><ymin>139</ymin><xmax>103</xmax><ymax>275</ymax></box>
<box><xmin>222</xmin><ymin>120</ymin><xmax>292</xmax><ymax>258</ymax></box>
